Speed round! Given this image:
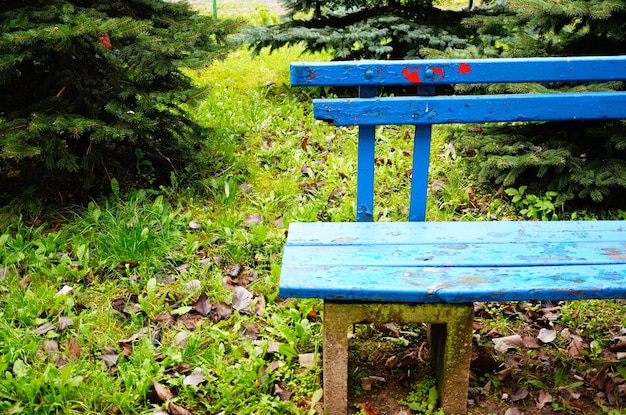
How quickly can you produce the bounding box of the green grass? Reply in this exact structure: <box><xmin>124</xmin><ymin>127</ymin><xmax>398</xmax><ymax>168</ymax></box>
<box><xmin>2</xmin><ymin>41</ymin><xmax>626</xmax><ymax>414</ymax></box>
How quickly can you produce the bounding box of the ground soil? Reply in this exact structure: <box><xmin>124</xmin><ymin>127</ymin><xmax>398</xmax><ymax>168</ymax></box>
<box><xmin>346</xmin><ymin>302</ymin><xmax>626</xmax><ymax>415</ymax></box>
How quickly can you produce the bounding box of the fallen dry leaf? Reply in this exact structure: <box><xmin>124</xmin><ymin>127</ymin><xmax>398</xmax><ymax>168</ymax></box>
<box><xmin>58</xmin><ymin>316</ymin><xmax>73</xmax><ymax>331</ymax></box>
<box><xmin>239</xmin><ymin>183</ymin><xmax>253</xmax><ymax>194</ymax></box>
<box><xmin>183</xmin><ymin>279</ymin><xmax>201</xmax><ymax>293</ymax></box>
<box><xmin>568</xmin><ymin>336</ymin><xmax>587</xmax><ymax>359</ymax></box>
<box><xmin>222</xmin><ymin>276</ymin><xmax>238</xmax><ymax>290</ymax></box>
<box><xmin>154</xmin><ymin>310</ymin><xmax>175</xmax><ymax>327</ymax></box>
<box><xmin>273</xmin><ymin>216</ymin><xmax>284</xmax><ymax>228</ymax></box>
<box><xmin>226</xmin><ymin>263</ymin><xmax>242</xmax><ymax>278</ymax></box>
<box><xmin>355</xmin><ymin>402</ymin><xmax>379</xmax><ymax>415</ymax></box>
<box><xmin>194</xmin><ymin>292</ymin><xmax>211</xmax><ymax>317</ymax></box>
<box><xmin>177</xmin><ymin>312</ymin><xmax>205</xmax><ymax>330</ymax></box>
<box><xmin>212</xmin><ymin>301</ymin><xmax>232</xmax><ymax>322</ymax></box>
<box><xmin>243</xmin><ymin>213</ymin><xmax>262</xmax><ymax>227</ymax></box>
<box><xmin>537</xmin><ymin>328</ymin><xmax>556</xmax><ymax>343</ymax></box>
<box><xmin>43</xmin><ymin>340</ymin><xmax>59</xmax><ymax>352</ymax></box>
<box><xmin>168</xmin><ymin>402</ymin><xmax>192</xmax><ymax>415</ymax></box>
<box><xmin>54</xmin><ymin>354</ymin><xmax>69</xmax><ymax>368</ymax></box>
<box><xmin>493</xmin><ymin>335</ymin><xmax>524</xmax><ymax>353</ymax></box>
<box><xmin>232</xmin><ymin>286</ymin><xmax>253</xmax><ymax>313</ymax></box>
<box><xmin>176</xmin><ymin>263</ymin><xmax>192</xmax><ymax>272</ymax></box>
<box><xmin>66</xmin><ymin>337</ymin><xmax>81</xmax><ymax>360</ymax></box>
<box><xmin>267</xmin><ymin>340</ymin><xmax>280</xmax><ymax>353</ymax></box>
<box><xmin>298</xmin><ymin>353</ymin><xmax>316</xmax><ymax>368</ymax></box>
<box><xmin>361</xmin><ymin>376</ymin><xmax>386</xmax><ymax>391</ymax></box>
<box><xmin>521</xmin><ymin>336</ymin><xmax>540</xmax><ymax>348</ymax></box>
<box><xmin>254</xmin><ymin>294</ymin><xmax>266</xmax><ymax>316</ymax></box>
<box><xmin>385</xmin><ymin>355</ymin><xmax>398</xmax><ymax>368</ymax></box>
<box><xmin>273</xmin><ymin>383</ymin><xmax>293</xmax><ymax>401</ymax></box>
<box><xmin>35</xmin><ymin>322</ymin><xmax>56</xmax><ymax>335</ymax></box>
<box><xmin>495</xmin><ymin>367</ymin><xmax>513</xmax><ymax>381</ymax></box>
<box><xmin>19</xmin><ymin>275</ymin><xmax>31</xmax><ymax>288</ymax></box>
<box><xmin>172</xmin><ymin>331</ymin><xmax>190</xmax><ymax>349</ymax></box>
<box><xmin>503</xmin><ymin>408</ymin><xmax>522</xmax><ymax>415</ymax></box>
<box><xmin>183</xmin><ymin>371</ymin><xmax>206</xmax><ymax>387</ymax></box>
<box><xmin>55</xmin><ymin>285</ymin><xmax>74</xmax><ymax>297</ymax></box>
<box><xmin>100</xmin><ymin>352</ymin><xmax>119</xmax><ymax>368</ymax></box>
<box><xmin>242</xmin><ymin>322</ymin><xmax>260</xmax><ymax>340</ymax></box>
<box><xmin>510</xmin><ymin>387</ymin><xmax>529</xmax><ymax>402</ymax></box>
<box><xmin>536</xmin><ymin>390</ymin><xmax>552</xmax><ymax>409</ymax></box>
<box><xmin>153</xmin><ymin>381</ymin><xmax>174</xmax><ymax>402</ymax></box>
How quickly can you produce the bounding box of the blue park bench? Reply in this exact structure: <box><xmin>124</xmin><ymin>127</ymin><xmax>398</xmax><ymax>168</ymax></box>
<box><xmin>280</xmin><ymin>56</ymin><xmax>626</xmax><ymax>414</ymax></box>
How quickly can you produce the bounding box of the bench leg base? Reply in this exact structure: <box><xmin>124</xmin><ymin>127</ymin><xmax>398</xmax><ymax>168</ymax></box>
<box><xmin>323</xmin><ymin>301</ymin><xmax>473</xmax><ymax>415</ymax></box>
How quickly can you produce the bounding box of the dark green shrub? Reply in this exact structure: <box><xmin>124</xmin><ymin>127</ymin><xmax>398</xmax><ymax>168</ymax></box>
<box><xmin>0</xmin><ymin>1</ymin><xmax>242</xmax><ymax>201</ymax></box>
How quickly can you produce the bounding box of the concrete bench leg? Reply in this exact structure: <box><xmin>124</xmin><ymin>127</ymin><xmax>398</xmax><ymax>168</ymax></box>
<box><xmin>323</xmin><ymin>301</ymin><xmax>473</xmax><ymax>415</ymax></box>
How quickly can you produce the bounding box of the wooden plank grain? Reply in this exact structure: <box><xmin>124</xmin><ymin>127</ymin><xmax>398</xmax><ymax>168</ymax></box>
<box><xmin>291</xmin><ymin>56</ymin><xmax>626</xmax><ymax>86</ymax></box>
<box><xmin>279</xmin><ymin>263</ymin><xmax>626</xmax><ymax>303</ymax></box>
<box><xmin>313</xmin><ymin>92</ymin><xmax>626</xmax><ymax>126</ymax></box>
<box><xmin>285</xmin><ymin>221</ymin><xmax>626</xmax><ymax>245</ymax></box>
<box><xmin>282</xmin><ymin>241</ymin><xmax>626</xmax><ymax>268</ymax></box>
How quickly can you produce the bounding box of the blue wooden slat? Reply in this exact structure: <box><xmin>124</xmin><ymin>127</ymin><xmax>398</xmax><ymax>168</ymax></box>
<box><xmin>410</xmin><ymin>125</ymin><xmax>432</xmax><ymax>222</ymax></box>
<box><xmin>356</xmin><ymin>86</ymin><xmax>377</xmax><ymax>222</ymax></box>
<box><xmin>313</xmin><ymin>92</ymin><xmax>626</xmax><ymax>126</ymax></box>
<box><xmin>279</xmin><ymin>263</ymin><xmax>626</xmax><ymax>303</ymax></box>
<box><xmin>409</xmin><ymin>84</ymin><xmax>435</xmax><ymax>222</ymax></box>
<box><xmin>285</xmin><ymin>221</ymin><xmax>626</xmax><ymax>245</ymax></box>
<box><xmin>280</xmin><ymin>221</ymin><xmax>626</xmax><ymax>302</ymax></box>
<box><xmin>282</xmin><ymin>241</ymin><xmax>626</xmax><ymax>267</ymax></box>
<box><xmin>291</xmin><ymin>55</ymin><xmax>626</xmax><ymax>87</ymax></box>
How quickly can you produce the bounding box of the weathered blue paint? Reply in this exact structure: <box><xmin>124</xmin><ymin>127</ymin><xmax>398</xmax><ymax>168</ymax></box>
<box><xmin>314</xmin><ymin>92</ymin><xmax>626</xmax><ymax>126</ymax></box>
<box><xmin>281</xmin><ymin>221</ymin><xmax>626</xmax><ymax>303</ymax></box>
<box><xmin>285</xmin><ymin>57</ymin><xmax>626</xmax><ymax>295</ymax></box>
<box><xmin>291</xmin><ymin>56</ymin><xmax>626</xmax><ymax>86</ymax></box>
<box><xmin>287</xmin><ymin>56</ymin><xmax>626</xmax><ymax>415</ymax></box>
<box><xmin>356</xmin><ymin>85</ymin><xmax>377</xmax><ymax>222</ymax></box>
<box><xmin>410</xmin><ymin>84</ymin><xmax>435</xmax><ymax>222</ymax></box>
<box><xmin>410</xmin><ymin>125</ymin><xmax>431</xmax><ymax>221</ymax></box>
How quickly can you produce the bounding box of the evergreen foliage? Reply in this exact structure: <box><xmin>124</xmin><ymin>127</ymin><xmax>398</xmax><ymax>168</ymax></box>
<box><xmin>248</xmin><ymin>0</ymin><xmax>626</xmax><ymax>206</ymax></box>
<box><xmin>248</xmin><ymin>0</ymin><xmax>479</xmax><ymax>59</ymax></box>
<box><xmin>0</xmin><ymin>1</ymin><xmax>241</xmax><ymax>200</ymax></box>
<box><xmin>451</xmin><ymin>0</ymin><xmax>626</xmax><ymax>205</ymax></box>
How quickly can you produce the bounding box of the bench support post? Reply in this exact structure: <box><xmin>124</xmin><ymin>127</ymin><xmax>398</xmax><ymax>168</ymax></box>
<box><xmin>323</xmin><ymin>301</ymin><xmax>473</xmax><ymax>415</ymax></box>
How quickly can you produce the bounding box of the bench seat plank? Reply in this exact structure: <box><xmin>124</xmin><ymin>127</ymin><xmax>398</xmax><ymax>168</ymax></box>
<box><xmin>280</xmin><ymin>263</ymin><xmax>626</xmax><ymax>303</ymax></box>
<box><xmin>286</xmin><ymin>221</ymin><xmax>626</xmax><ymax>244</ymax></box>
<box><xmin>280</xmin><ymin>221</ymin><xmax>626</xmax><ymax>303</ymax></box>
<box><xmin>284</xmin><ymin>241</ymin><xmax>626</xmax><ymax>267</ymax></box>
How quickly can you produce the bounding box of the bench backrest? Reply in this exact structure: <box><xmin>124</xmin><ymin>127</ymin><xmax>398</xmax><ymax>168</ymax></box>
<box><xmin>291</xmin><ymin>56</ymin><xmax>626</xmax><ymax>222</ymax></box>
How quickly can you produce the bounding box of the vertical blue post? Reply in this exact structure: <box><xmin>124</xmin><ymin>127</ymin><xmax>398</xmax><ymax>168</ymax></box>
<box><xmin>409</xmin><ymin>85</ymin><xmax>435</xmax><ymax>222</ymax></box>
<box><xmin>356</xmin><ymin>85</ymin><xmax>377</xmax><ymax>222</ymax></box>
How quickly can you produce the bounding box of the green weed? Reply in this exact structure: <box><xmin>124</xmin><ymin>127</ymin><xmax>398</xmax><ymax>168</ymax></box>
<box><xmin>400</xmin><ymin>375</ymin><xmax>445</xmax><ymax>415</ymax></box>
<box><xmin>505</xmin><ymin>185</ymin><xmax>561</xmax><ymax>220</ymax></box>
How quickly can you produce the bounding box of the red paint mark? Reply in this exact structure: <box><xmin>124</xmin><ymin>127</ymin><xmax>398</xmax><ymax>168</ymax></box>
<box><xmin>402</xmin><ymin>66</ymin><xmax>422</xmax><ymax>84</ymax></box>
<box><xmin>308</xmin><ymin>72</ymin><xmax>316</xmax><ymax>79</ymax></box>
<box><xmin>99</xmin><ymin>33</ymin><xmax>112</xmax><ymax>49</ymax></box>
<box><xmin>458</xmin><ymin>62</ymin><xmax>471</xmax><ymax>74</ymax></box>
<box><xmin>432</xmin><ymin>67</ymin><xmax>445</xmax><ymax>80</ymax></box>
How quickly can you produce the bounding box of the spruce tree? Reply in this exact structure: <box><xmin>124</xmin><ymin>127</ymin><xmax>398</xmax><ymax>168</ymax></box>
<box><xmin>449</xmin><ymin>0</ymin><xmax>626</xmax><ymax>206</ymax></box>
<box><xmin>248</xmin><ymin>0</ymin><xmax>479</xmax><ymax>60</ymax></box>
<box><xmin>0</xmin><ymin>1</ymin><xmax>241</xmax><ymax>200</ymax></box>
<box><xmin>249</xmin><ymin>0</ymin><xmax>626</xmax><ymax>207</ymax></box>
